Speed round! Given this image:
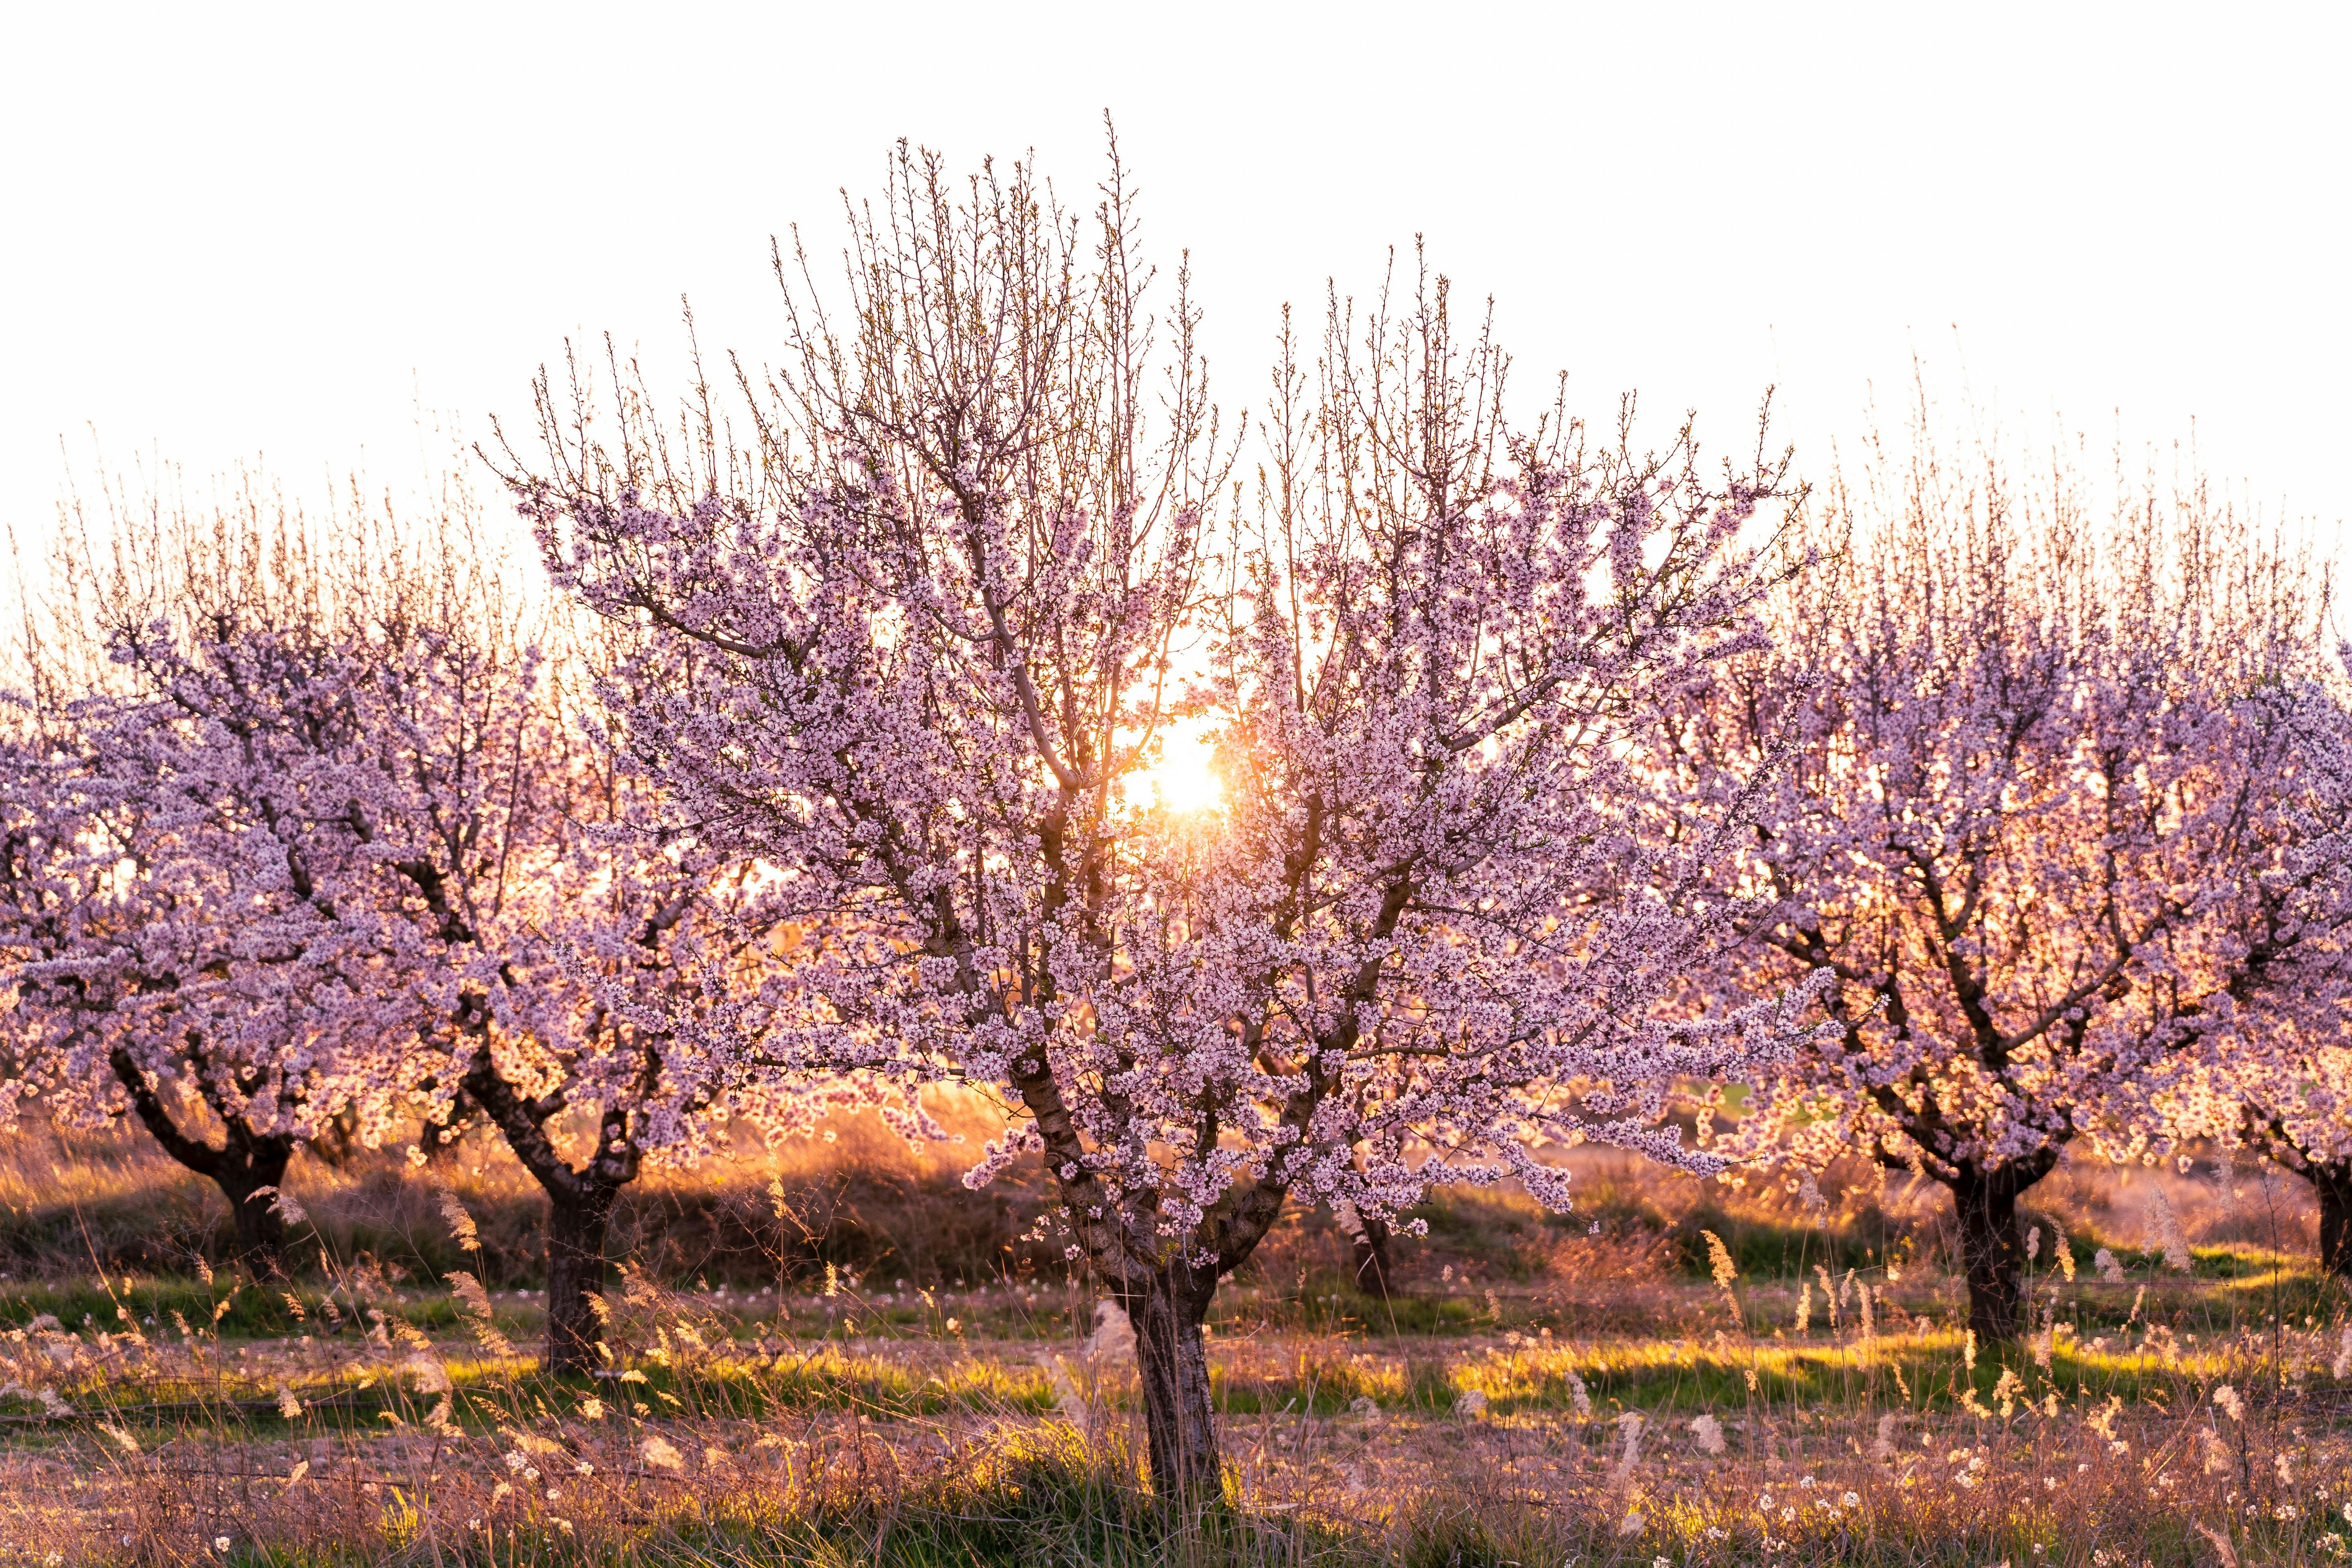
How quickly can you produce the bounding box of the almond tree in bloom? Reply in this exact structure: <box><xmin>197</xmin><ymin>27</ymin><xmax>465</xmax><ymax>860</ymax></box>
<box><xmin>2174</xmin><ymin>671</ymin><xmax>2352</xmax><ymax>1276</ymax></box>
<box><xmin>518</xmin><ymin>141</ymin><xmax>1827</xmax><ymax>1493</ymax></box>
<box><xmin>0</xmin><ymin>488</ymin><xmax>434</xmax><ymax>1271</ymax></box>
<box><xmin>0</xmin><ymin>481</ymin><xmax>809</xmax><ymax>1355</ymax></box>
<box><xmin>1672</xmin><ymin>395</ymin><xmax>2342</xmax><ymax>1338</ymax></box>
<box><xmin>366</xmin><ymin>617</ymin><xmax>822</xmax><ymax>1373</ymax></box>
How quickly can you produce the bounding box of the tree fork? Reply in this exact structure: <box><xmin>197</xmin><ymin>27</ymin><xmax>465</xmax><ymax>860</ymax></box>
<box><xmin>110</xmin><ymin>1049</ymin><xmax>296</xmax><ymax>1277</ymax></box>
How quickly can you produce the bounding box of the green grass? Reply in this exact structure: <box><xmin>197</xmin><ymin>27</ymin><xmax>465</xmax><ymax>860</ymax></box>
<box><xmin>0</xmin><ymin>1275</ymin><xmax>464</xmax><ymax>1339</ymax></box>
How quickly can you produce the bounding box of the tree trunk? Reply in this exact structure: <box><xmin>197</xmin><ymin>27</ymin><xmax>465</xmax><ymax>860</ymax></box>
<box><xmin>108</xmin><ymin>1049</ymin><xmax>295</xmax><ymax>1277</ymax></box>
<box><xmin>211</xmin><ymin>1141</ymin><xmax>295</xmax><ymax>1278</ymax></box>
<box><xmin>1129</xmin><ymin>1269</ymin><xmax>1220</xmax><ymax>1500</ymax></box>
<box><xmin>1351</xmin><ymin>1213</ymin><xmax>1394</xmax><ymax>1299</ymax></box>
<box><xmin>2308</xmin><ymin>1161</ymin><xmax>2352</xmax><ymax>1281</ymax></box>
<box><xmin>544</xmin><ymin>1184</ymin><xmax>618</xmax><ymax>1375</ymax></box>
<box><xmin>1950</xmin><ymin>1166</ymin><xmax>2029</xmax><ymax>1342</ymax></box>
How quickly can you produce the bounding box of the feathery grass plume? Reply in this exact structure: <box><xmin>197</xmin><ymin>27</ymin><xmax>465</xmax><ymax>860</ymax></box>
<box><xmin>2149</xmin><ymin>1182</ymin><xmax>2193</xmax><ymax>1271</ymax></box>
<box><xmin>249</xmin><ymin>1185</ymin><xmax>307</xmax><ymax>1226</ymax></box>
<box><xmin>2334</xmin><ymin>1325</ymin><xmax>2352</xmax><ymax>1380</ymax></box>
<box><xmin>1083</xmin><ymin>1300</ymin><xmax>1135</xmax><ymax>1362</ymax></box>
<box><xmin>1701</xmin><ymin>1230</ymin><xmax>1737</xmax><ymax>1289</ymax></box>
<box><xmin>1689</xmin><ymin>1413</ymin><xmax>1726</xmax><ymax>1454</ymax></box>
<box><xmin>1612</xmin><ymin>1411</ymin><xmax>1644</xmax><ymax>1484</ymax></box>
<box><xmin>1871</xmin><ymin>1412</ymin><xmax>1901</xmax><ymax>1460</ymax></box>
<box><xmin>2027</xmin><ymin>1225</ymin><xmax>2041</xmax><ymax>1263</ymax></box>
<box><xmin>1699</xmin><ymin>1230</ymin><xmax>1743</xmax><ymax>1327</ymax></box>
<box><xmin>448</xmin><ymin>1270</ymin><xmax>518</xmax><ymax>1358</ymax></box>
<box><xmin>2095</xmin><ymin>1246</ymin><xmax>2125</xmax><ymax>1283</ymax></box>
<box><xmin>2213</xmin><ymin>1384</ymin><xmax>2244</xmax><ymax>1421</ymax></box>
<box><xmin>2197</xmin><ymin>1522</ymin><xmax>2241</xmax><ymax>1568</ymax></box>
<box><xmin>1795</xmin><ymin>1280</ymin><xmax>1812</xmax><ymax>1335</ymax></box>
<box><xmin>1813</xmin><ymin>1264</ymin><xmax>1839</xmax><ymax>1330</ymax></box>
<box><xmin>274</xmin><ymin>1385</ymin><xmax>301</xmax><ymax>1418</ymax></box>
<box><xmin>434</xmin><ymin>1185</ymin><xmax>481</xmax><ymax>1252</ymax></box>
<box><xmin>2055</xmin><ymin>1226</ymin><xmax>2077</xmax><ymax>1282</ymax></box>
<box><xmin>399</xmin><ymin>1352</ymin><xmax>453</xmax><ymax>1393</ymax></box>
<box><xmin>641</xmin><ymin>1435</ymin><xmax>684</xmax><ymax>1472</ymax></box>
<box><xmin>1038</xmin><ymin>1352</ymin><xmax>1089</xmax><ymax>1424</ymax></box>
<box><xmin>1797</xmin><ymin>1173</ymin><xmax>1826</xmax><ymax>1215</ymax></box>
<box><xmin>607</xmin><ymin>1260</ymin><xmax>661</xmax><ymax>1313</ymax></box>
<box><xmin>1964</xmin><ymin>1329</ymin><xmax>1978</xmax><ymax>1374</ymax></box>
<box><xmin>97</xmin><ymin>1422</ymin><xmax>138</xmax><ymax>1454</ymax></box>
<box><xmin>1566</xmin><ymin>1367</ymin><xmax>1594</xmax><ymax>1418</ymax></box>
<box><xmin>1454</xmin><ymin>1388</ymin><xmax>1488</xmax><ymax>1417</ymax></box>
<box><xmin>2211</xmin><ymin>1152</ymin><xmax>2237</xmax><ymax>1212</ymax></box>
<box><xmin>1992</xmin><ymin>1366</ymin><xmax>2023</xmax><ymax>1418</ymax></box>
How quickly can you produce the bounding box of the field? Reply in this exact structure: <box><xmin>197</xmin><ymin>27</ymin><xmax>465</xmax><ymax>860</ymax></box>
<box><xmin>0</xmin><ymin>1111</ymin><xmax>2345</xmax><ymax>1568</ymax></box>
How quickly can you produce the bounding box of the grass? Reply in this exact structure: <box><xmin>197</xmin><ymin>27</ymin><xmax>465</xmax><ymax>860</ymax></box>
<box><xmin>0</xmin><ymin>1114</ymin><xmax>2344</xmax><ymax>1564</ymax></box>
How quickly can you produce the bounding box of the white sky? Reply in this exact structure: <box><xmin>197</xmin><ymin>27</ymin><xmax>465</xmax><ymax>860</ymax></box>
<box><xmin>4</xmin><ymin>4</ymin><xmax>2346</xmax><ymax>563</ymax></box>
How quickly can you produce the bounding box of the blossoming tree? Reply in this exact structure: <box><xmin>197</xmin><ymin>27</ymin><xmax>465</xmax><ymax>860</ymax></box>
<box><xmin>518</xmin><ymin>142</ymin><xmax>1827</xmax><ymax>1492</ymax></box>
<box><xmin>359</xmin><ymin>614</ymin><xmax>822</xmax><ymax>1373</ymax></box>
<box><xmin>1670</xmin><ymin>397</ymin><xmax>2343</xmax><ymax>1337</ymax></box>
<box><xmin>0</xmin><ymin>490</ymin><xmax>431</xmax><ymax>1271</ymax></box>
<box><xmin>2173</xmin><ymin>673</ymin><xmax>2352</xmax><ymax>1275</ymax></box>
<box><xmin>0</xmin><ymin>480</ymin><xmax>811</xmax><ymax>1355</ymax></box>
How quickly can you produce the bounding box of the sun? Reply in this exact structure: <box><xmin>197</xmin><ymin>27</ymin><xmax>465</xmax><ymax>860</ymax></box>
<box><xmin>1140</xmin><ymin>720</ymin><xmax>1224</xmax><ymax>814</ymax></box>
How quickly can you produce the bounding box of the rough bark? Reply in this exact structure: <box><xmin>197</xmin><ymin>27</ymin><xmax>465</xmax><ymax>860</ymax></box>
<box><xmin>1127</xmin><ymin>1267</ymin><xmax>1221</xmax><ymax>1501</ymax></box>
<box><xmin>2308</xmin><ymin>1160</ymin><xmax>2352</xmax><ymax>1281</ymax></box>
<box><xmin>1351</xmin><ymin>1213</ymin><xmax>1395</xmax><ymax>1300</ymax></box>
<box><xmin>1950</xmin><ymin>1164</ymin><xmax>2035</xmax><ymax>1342</ymax></box>
<box><xmin>214</xmin><ymin>1144</ymin><xmax>295</xmax><ymax>1273</ymax></box>
<box><xmin>463</xmin><ymin>1045</ymin><xmax>637</xmax><ymax>1375</ymax></box>
<box><xmin>545</xmin><ymin>1184</ymin><xmax>618</xmax><ymax>1374</ymax></box>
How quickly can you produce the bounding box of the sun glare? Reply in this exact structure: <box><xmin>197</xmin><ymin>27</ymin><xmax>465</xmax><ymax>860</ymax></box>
<box><xmin>1143</xmin><ymin>722</ymin><xmax>1224</xmax><ymax>814</ymax></box>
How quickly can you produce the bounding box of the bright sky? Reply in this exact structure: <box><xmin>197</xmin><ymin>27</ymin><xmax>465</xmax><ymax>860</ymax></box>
<box><xmin>5</xmin><ymin>4</ymin><xmax>2346</xmax><ymax>575</ymax></box>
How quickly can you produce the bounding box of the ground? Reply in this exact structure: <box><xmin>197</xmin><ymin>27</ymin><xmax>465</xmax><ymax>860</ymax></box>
<box><xmin>0</xmin><ymin>1121</ymin><xmax>2342</xmax><ymax>1565</ymax></box>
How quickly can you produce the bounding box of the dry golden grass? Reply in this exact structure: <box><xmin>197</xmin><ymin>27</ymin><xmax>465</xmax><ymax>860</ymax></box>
<box><xmin>0</xmin><ymin>1113</ymin><xmax>2343</xmax><ymax>1565</ymax></box>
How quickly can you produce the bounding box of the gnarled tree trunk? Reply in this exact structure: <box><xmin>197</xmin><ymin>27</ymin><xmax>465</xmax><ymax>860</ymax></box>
<box><xmin>465</xmin><ymin>1048</ymin><xmax>638</xmax><ymax>1376</ymax></box>
<box><xmin>212</xmin><ymin>1141</ymin><xmax>295</xmax><ymax>1272</ymax></box>
<box><xmin>110</xmin><ymin>1048</ymin><xmax>297</xmax><ymax>1277</ymax></box>
<box><xmin>1948</xmin><ymin>1161</ymin><xmax>2045</xmax><ymax>1342</ymax></box>
<box><xmin>1351</xmin><ymin>1213</ymin><xmax>1395</xmax><ymax>1299</ymax></box>
<box><xmin>545</xmin><ymin>1182</ymin><xmax>620</xmax><ymax>1374</ymax></box>
<box><xmin>1124</xmin><ymin>1266</ymin><xmax>1221</xmax><ymax>1500</ymax></box>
